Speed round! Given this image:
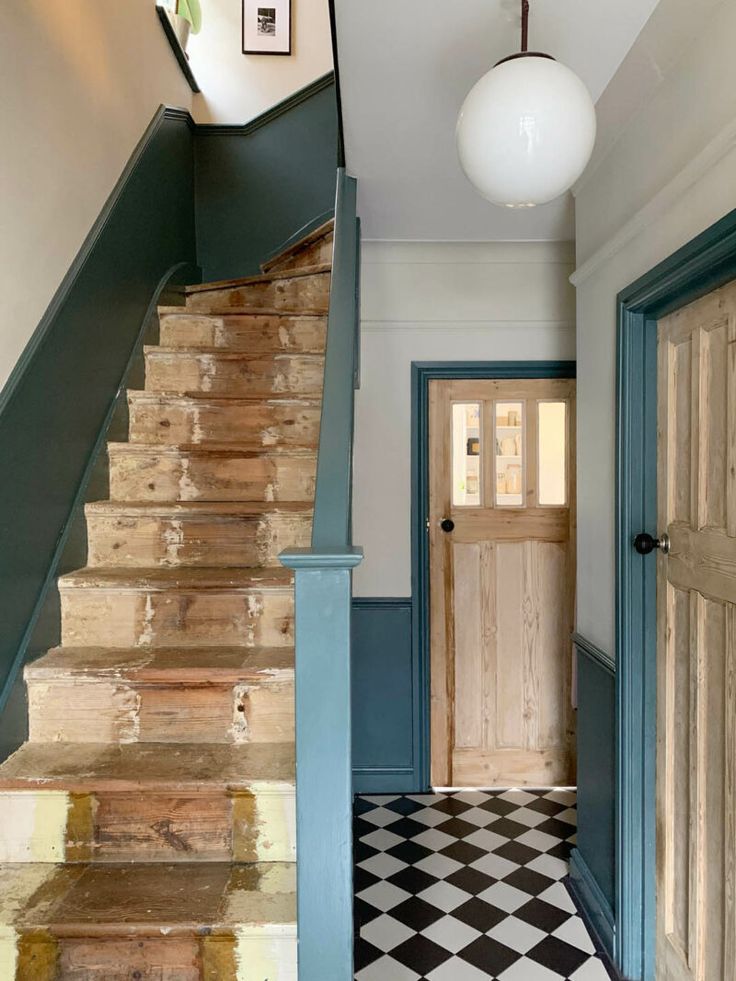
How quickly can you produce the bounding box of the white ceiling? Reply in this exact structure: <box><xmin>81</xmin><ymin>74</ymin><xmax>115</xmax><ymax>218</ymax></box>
<box><xmin>335</xmin><ymin>0</ymin><xmax>661</xmax><ymax>241</ymax></box>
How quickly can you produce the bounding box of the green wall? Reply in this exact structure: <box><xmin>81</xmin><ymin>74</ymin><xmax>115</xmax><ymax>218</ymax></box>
<box><xmin>0</xmin><ymin>108</ymin><xmax>198</xmax><ymax>759</ymax></box>
<box><xmin>194</xmin><ymin>75</ymin><xmax>339</xmax><ymax>281</ymax></box>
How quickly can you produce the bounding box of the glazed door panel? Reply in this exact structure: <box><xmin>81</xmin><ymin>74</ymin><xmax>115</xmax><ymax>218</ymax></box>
<box><xmin>429</xmin><ymin>378</ymin><xmax>576</xmax><ymax>787</ymax></box>
<box><xmin>656</xmin><ymin>284</ymin><xmax>736</xmax><ymax>981</ymax></box>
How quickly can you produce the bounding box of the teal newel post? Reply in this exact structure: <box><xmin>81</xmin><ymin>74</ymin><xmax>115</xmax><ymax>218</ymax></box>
<box><xmin>280</xmin><ymin>547</ymin><xmax>363</xmax><ymax>981</ymax></box>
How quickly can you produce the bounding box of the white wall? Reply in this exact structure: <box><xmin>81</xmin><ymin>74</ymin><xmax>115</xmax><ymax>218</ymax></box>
<box><xmin>187</xmin><ymin>0</ymin><xmax>333</xmax><ymax>124</ymax></box>
<box><xmin>572</xmin><ymin>0</ymin><xmax>735</xmax><ymax>655</ymax></box>
<box><xmin>0</xmin><ymin>1</ymin><xmax>192</xmax><ymax>394</ymax></box>
<box><xmin>353</xmin><ymin>241</ymin><xmax>576</xmax><ymax>597</ymax></box>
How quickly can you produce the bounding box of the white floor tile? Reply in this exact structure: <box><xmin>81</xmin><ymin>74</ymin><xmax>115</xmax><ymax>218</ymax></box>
<box><xmin>420</xmin><ymin>914</ymin><xmax>482</xmax><ymax>953</ymax></box>
<box><xmin>426</xmin><ymin>956</ymin><xmax>493</xmax><ymax>980</ymax></box>
<box><xmin>544</xmin><ymin>790</ymin><xmax>576</xmax><ymax>806</ymax></box>
<box><xmin>498</xmin><ymin>790</ymin><xmax>538</xmax><ymax>805</ymax></box>
<box><xmin>488</xmin><ymin>915</ymin><xmax>547</xmax><ymax>954</ymax></box>
<box><xmin>537</xmin><ymin>881</ymin><xmax>577</xmax><ymax>913</ymax></box>
<box><xmin>477</xmin><ymin>881</ymin><xmax>530</xmax><ymax>913</ymax></box>
<box><xmin>361</xmin><ymin>914</ymin><xmax>416</xmax><ymax>953</ymax></box>
<box><xmin>358</xmin><ymin>851</ymin><xmax>408</xmax><ymax>880</ymax></box>
<box><xmin>361</xmin><ymin>807</ymin><xmax>404</xmax><ymax>828</ymax></box>
<box><xmin>411</xmin><ymin>828</ymin><xmax>457</xmax><ymax>852</ymax></box>
<box><xmin>508</xmin><ymin>807</ymin><xmax>550</xmax><ymax>828</ymax></box>
<box><xmin>552</xmin><ymin>915</ymin><xmax>596</xmax><ymax>954</ymax></box>
<box><xmin>356</xmin><ymin>954</ymin><xmax>421</xmax><ymax>981</ymax></box>
<box><xmin>414</xmin><ymin>853</ymin><xmax>464</xmax><ymax>879</ymax></box>
<box><xmin>569</xmin><ymin>957</ymin><xmax>612</xmax><ymax>980</ymax></box>
<box><xmin>356</xmin><ymin>881</ymin><xmax>412</xmax><ymax>913</ymax></box>
<box><xmin>459</xmin><ymin>807</ymin><xmax>497</xmax><ymax>827</ymax></box>
<box><xmin>359</xmin><ymin>828</ymin><xmax>405</xmax><ymax>852</ymax></box>
<box><xmin>417</xmin><ymin>880</ymin><xmax>472</xmax><ymax>913</ymax></box>
<box><xmin>556</xmin><ymin>807</ymin><xmax>578</xmax><ymax>825</ymax></box>
<box><xmin>363</xmin><ymin>795</ymin><xmax>400</xmax><ymax>805</ymax></box>
<box><xmin>516</xmin><ymin>828</ymin><xmax>561</xmax><ymax>852</ymax></box>
<box><xmin>498</xmin><ymin>956</ymin><xmax>564</xmax><ymax>980</ymax></box>
<box><xmin>525</xmin><ymin>853</ymin><xmax>568</xmax><ymax>881</ymax></box>
<box><xmin>469</xmin><ymin>851</ymin><xmax>519</xmax><ymax>880</ymax></box>
<box><xmin>453</xmin><ymin>791</ymin><xmax>496</xmax><ymax>806</ymax></box>
<box><xmin>464</xmin><ymin>828</ymin><xmax>507</xmax><ymax>852</ymax></box>
<box><xmin>410</xmin><ymin>806</ymin><xmax>452</xmax><ymax>828</ymax></box>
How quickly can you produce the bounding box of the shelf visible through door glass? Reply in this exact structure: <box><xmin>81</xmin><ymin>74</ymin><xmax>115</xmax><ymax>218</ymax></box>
<box><xmin>452</xmin><ymin>403</ymin><xmax>481</xmax><ymax>506</ymax></box>
<box><xmin>495</xmin><ymin>401</ymin><xmax>524</xmax><ymax>506</ymax></box>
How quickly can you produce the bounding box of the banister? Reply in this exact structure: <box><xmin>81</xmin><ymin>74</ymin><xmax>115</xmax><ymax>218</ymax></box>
<box><xmin>280</xmin><ymin>165</ymin><xmax>363</xmax><ymax>980</ymax></box>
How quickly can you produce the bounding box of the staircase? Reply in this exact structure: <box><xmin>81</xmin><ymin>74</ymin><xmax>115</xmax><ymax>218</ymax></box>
<box><xmin>0</xmin><ymin>220</ymin><xmax>333</xmax><ymax>979</ymax></box>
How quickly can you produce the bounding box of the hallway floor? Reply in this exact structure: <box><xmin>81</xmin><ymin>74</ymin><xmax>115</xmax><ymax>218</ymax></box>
<box><xmin>353</xmin><ymin>789</ymin><xmax>614</xmax><ymax>980</ymax></box>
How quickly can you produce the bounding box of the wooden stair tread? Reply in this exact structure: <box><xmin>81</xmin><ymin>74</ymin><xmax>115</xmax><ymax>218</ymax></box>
<box><xmin>25</xmin><ymin>645</ymin><xmax>294</xmax><ymax>682</ymax></box>
<box><xmin>1</xmin><ymin>862</ymin><xmax>296</xmax><ymax>934</ymax></box>
<box><xmin>261</xmin><ymin>218</ymin><xmax>334</xmax><ymax>273</ymax></box>
<box><xmin>157</xmin><ymin>305</ymin><xmax>326</xmax><ymax>320</ymax></box>
<box><xmin>144</xmin><ymin>347</ymin><xmax>324</xmax><ymax>360</ymax></box>
<box><xmin>173</xmin><ymin>306</ymin><xmax>327</xmax><ymax>317</ymax></box>
<box><xmin>108</xmin><ymin>441</ymin><xmax>316</xmax><ymax>456</ymax></box>
<box><xmin>0</xmin><ymin>742</ymin><xmax>294</xmax><ymax>790</ymax></box>
<box><xmin>127</xmin><ymin>390</ymin><xmax>321</xmax><ymax>404</ymax></box>
<box><xmin>58</xmin><ymin>566</ymin><xmax>294</xmax><ymax>590</ymax></box>
<box><xmin>184</xmin><ymin>263</ymin><xmax>331</xmax><ymax>295</ymax></box>
<box><xmin>85</xmin><ymin>501</ymin><xmax>312</xmax><ymax>516</ymax></box>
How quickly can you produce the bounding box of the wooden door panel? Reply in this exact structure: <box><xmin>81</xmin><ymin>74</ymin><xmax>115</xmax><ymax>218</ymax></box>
<box><xmin>429</xmin><ymin>378</ymin><xmax>575</xmax><ymax>787</ymax></box>
<box><xmin>656</xmin><ymin>282</ymin><xmax>736</xmax><ymax>981</ymax></box>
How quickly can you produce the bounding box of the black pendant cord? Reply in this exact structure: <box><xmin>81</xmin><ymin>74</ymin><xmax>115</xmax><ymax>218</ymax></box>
<box><xmin>521</xmin><ymin>0</ymin><xmax>529</xmax><ymax>52</ymax></box>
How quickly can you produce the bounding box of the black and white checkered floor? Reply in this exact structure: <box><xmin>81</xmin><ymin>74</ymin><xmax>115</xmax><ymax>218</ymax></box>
<box><xmin>353</xmin><ymin>789</ymin><xmax>614</xmax><ymax>980</ymax></box>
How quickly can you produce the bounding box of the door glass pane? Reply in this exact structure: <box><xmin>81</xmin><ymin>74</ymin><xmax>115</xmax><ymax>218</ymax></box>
<box><xmin>452</xmin><ymin>403</ymin><xmax>481</xmax><ymax>506</ymax></box>
<box><xmin>538</xmin><ymin>401</ymin><xmax>567</xmax><ymax>505</ymax></box>
<box><xmin>495</xmin><ymin>401</ymin><xmax>524</xmax><ymax>506</ymax></box>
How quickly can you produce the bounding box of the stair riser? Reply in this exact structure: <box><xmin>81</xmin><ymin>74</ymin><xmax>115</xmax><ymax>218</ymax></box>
<box><xmin>60</xmin><ymin>588</ymin><xmax>293</xmax><ymax>648</ymax></box>
<box><xmin>109</xmin><ymin>450</ymin><xmax>316</xmax><ymax>503</ymax></box>
<box><xmin>86</xmin><ymin>512</ymin><xmax>311</xmax><ymax>568</ymax></box>
<box><xmin>27</xmin><ymin>680</ymin><xmax>294</xmax><ymax>744</ymax></box>
<box><xmin>0</xmin><ymin>788</ymin><xmax>295</xmax><ymax>863</ymax></box>
<box><xmin>267</xmin><ymin>233</ymin><xmax>334</xmax><ymax>273</ymax></box>
<box><xmin>159</xmin><ymin>313</ymin><xmax>326</xmax><ymax>353</ymax></box>
<box><xmin>185</xmin><ymin>272</ymin><xmax>330</xmax><ymax>313</ymax></box>
<box><xmin>128</xmin><ymin>397</ymin><xmax>321</xmax><ymax>447</ymax></box>
<box><xmin>16</xmin><ymin>934</ymin><xmax>297</xmax><ymax>980</ymax></box>
<box><xmin>144</xmin><ymin>352</ymin><xmax>324</xmax><ymax>397</ymax></box>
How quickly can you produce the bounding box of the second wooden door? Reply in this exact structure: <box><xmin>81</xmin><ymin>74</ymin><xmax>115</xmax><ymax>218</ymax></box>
<box><xmin>429</xmin><ymin>378</ymin><xmax>576</xmax><ymax>787</ymax></box>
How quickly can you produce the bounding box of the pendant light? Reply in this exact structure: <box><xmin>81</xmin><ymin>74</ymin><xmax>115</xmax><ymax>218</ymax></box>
<box><xmin>456</xmin><ymin>0</ymin><xmax>596</xmax><ymax>208</ymax></box>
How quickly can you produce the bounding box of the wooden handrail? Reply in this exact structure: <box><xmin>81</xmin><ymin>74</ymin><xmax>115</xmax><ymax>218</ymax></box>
<box><xmin>280</xmin><ymin>166</ymin><xmax>362</xmax><ymax>980</ymax></box>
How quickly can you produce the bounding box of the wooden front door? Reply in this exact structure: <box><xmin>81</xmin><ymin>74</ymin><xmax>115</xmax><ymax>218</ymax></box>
<box><xmin>656</xmin><ymin>284</ymin><xmax>736</xmax><ymax>980</ymax></box>
<box><xmin>428</xmin><ymin>378</ymin><xmax>576</xmax><ymax>787</ymax></box>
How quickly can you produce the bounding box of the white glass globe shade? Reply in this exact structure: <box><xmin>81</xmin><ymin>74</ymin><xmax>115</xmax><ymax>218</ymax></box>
<box><xmin>456</xmin><ymin>56</ymin><xmax>596</xmax><ymax>207</ymax></box>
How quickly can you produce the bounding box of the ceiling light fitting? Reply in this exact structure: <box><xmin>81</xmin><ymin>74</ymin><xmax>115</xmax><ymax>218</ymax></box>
<box><xmin>456</xmin><ymin>0</ymin><xmax>596</xmax><ymax>209</ymax></box>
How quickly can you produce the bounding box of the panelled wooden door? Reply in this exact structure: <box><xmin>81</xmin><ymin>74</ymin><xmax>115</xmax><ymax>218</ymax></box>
<box><xmin>428</xmin><ymin>378</ymin><xmax>576</xmax><ymax>787</ymax></box>
<box><xmin>656</xmin><ymin>284</ymin><xmax>736</xmax><ymax>981</ymax></box>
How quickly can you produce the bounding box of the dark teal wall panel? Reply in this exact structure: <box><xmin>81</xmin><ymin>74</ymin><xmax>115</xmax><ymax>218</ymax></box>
<box><xmin>0</xmin><ymin>107</ymin><xmax>197</xmax><ymax>758</ymax></box>
<box><xmin>352</xmin><ymin>599</ymin><xmax>418</xmax><ymax>793</ymax></box>
<box><xmin>194</xmin><ymin>76</ymin><xmax>338</xmax><ymax>281</ymax></box>
<box><xmin>575</xmin><ymin>640</ymin><xmax>616</xmax><ymax>909</ymax></box>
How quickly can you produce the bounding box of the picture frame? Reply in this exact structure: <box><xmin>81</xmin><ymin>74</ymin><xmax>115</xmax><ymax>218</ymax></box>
<box><xmin>242</xmin><ymin>0</ymin><xmax>292</xmax><ymax>55</ymax></box>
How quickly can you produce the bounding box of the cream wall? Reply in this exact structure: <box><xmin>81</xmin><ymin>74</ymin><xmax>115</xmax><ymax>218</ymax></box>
<box><xmin>0</xmin><ymin>1</ymin><xmax>192</xmax><ymax>394</ymax></box>
<box><xmin>187</xmin><ymin>0</ymin><xmax>333</xmax><ymax>124</ymax></box>
<box><xmin>353</xmin><ymin>241</ymin><xmax>576</xmax><ymax>597</ymax></box>
<box><xmin>572</xmin><ymin>0</ymin><xmax>735</xmax><ymax>655</ymax></box>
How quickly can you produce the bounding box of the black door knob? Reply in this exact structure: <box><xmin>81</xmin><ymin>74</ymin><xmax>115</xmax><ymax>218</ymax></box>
<box><xmin>440</xmin><ymin>518</ymin><xmax>455</xmax><ymax>533</ymax></box>
<box><xmin>633</xmin><ymin>532</ymin><xmax>670</xmax><ymax>555</ymax></box>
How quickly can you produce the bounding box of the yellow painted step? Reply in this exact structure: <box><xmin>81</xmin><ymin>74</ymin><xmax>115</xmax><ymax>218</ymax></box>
<box><xmin>0</xmin><ymin>743</ymin><xmax>295</xmax><ymax>864</ymax></box>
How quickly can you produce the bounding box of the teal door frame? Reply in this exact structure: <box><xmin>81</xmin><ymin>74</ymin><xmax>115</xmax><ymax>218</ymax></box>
<box><xmin>616</xmin><ymin>206</ymin><xmax>736</xmax><ymax>980</ymax></box>
<box><xmin>411</xmin><ymin>361</ymin><xmax>576</xmax><ymax>791</ymax></box>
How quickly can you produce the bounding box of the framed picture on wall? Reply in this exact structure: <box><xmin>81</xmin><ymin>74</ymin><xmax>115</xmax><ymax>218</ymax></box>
<box><xmin>242</xmin><ymin>0</ymin><xmax>291</xmax><ymax>55</ymax></box>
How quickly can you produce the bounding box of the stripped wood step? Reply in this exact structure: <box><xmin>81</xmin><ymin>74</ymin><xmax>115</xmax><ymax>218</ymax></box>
<box><xmin>261</xmin><ymin>217</ymin><xmax>334</xmax><ymax>273</ymax></box>
<box><xmin>85</xmin><ymin>501</ymin><xmax>312</xmax><ymax>568</ymax></box>
<box><xmin>25</xmin><ymin>646</ymin><xmax>294</xmax><ymax>745</ymax></box>
<box><xmin>0</xmin><ymin>862</ymin><xmax>295</xmax><ymax>977</ymax></box>
<box><xmin>127</xmin><ymin>391</ymin><xmax>321</xmax><ymax>447</ymax></box>
<box><xmin>185</xmin><ymin>264</ymin><xmax>331</xmax><ymax>314</ymax></box>
<box><xmin>158</xmin><ymin>308</ymin><xmax>326</xmax><ymax>353</ymax></box>
<box><xmin>108</xmin><ymin>443</ymin><xmax>316</xmax><ymax>503</ymax></box>
<box><xmin>59</xmin><ymin>567</ymin><xmax>294</xmax><ymax>649</ymax></box>
<box><xmin>144</xmin><ymin>348</ymin><xmax>324</xmax><ymax>398</ymax></box>
<box><xmin>0</xmin><ymin>743</ymin><xmax>295</xmax><ymax>864</ymax></box>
